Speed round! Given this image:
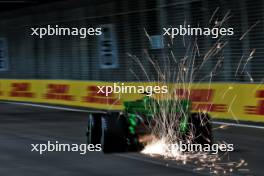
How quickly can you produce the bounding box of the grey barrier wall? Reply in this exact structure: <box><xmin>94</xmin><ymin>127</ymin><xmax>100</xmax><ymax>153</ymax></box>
<box><xmin>0</xmin><ymin>0</ymin><xmax>263</xmax><ymax>82</ymax></box>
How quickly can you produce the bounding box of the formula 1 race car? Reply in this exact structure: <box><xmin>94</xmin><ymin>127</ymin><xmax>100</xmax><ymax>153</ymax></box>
<box><xmin>86</xmin><ymin>95</ymin><xmax>212</xmax><ymax>153</ymax></box>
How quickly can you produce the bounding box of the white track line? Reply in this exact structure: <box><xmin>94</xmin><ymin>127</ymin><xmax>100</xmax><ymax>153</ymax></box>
<box><xmin>1</xmin><ymin>101</ymin><xmax>106</xmax><ymax>114</ymax></box>
<box><xmin>213</xmin><ymin>121</ymin><xmax>264</xmax><ymax>130</ymax></box>
<box><xmin>2</xmin><ymin>101</ymin><xmax>264</xmax><ymax>130</ymax></box>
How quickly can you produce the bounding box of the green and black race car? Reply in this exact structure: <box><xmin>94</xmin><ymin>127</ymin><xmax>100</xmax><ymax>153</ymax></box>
<box><xmin>86</xmin><ymin>95</ymin><xmax>212</xmax><ymax>153</ymax></box>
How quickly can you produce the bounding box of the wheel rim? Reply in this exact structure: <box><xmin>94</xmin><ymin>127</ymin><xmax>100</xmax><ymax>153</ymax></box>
<box><xmin>87</xmin><ymin>114</ymin><xmax>93</xmax><ymax>144</ymax></box>
<box><xmin>101</xmin><ymin>116</ymin><xmax>106</xmax><ymax>150</ymax></box>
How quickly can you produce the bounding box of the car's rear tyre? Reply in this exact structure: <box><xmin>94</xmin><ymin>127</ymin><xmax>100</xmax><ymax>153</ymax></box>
<box><xmin>188</xmin><ymin>113</ymin><xmax>212</xmax><ymax>145</ymax></box>
<box><xmin>86</xmin><ymin>113</ymin><xmax>103</xmax><ymax>145</ymax></box>
<box><xmin>101</xmin><ymin>112</ymin><xmax>128</xmax><ymax>153</ymax></box>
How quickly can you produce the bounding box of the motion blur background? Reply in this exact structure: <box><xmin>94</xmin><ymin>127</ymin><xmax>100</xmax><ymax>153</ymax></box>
<box><xmin>0</xmin><ymin>1</ymin><xmax>263</xmax><ymax>176</ymax></box>
<box><xmin>0</xmin><ymin>0</ymin><xmax>263</xmax><ymax>82</ymax></box>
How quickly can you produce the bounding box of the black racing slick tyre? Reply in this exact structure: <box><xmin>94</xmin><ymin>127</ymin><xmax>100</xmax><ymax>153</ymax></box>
<box><xmin>189</xmin><ymin>113</ymin><xmax>213</xmax><ymax>145</ymax></box>
<box><xmin>101</xmin><ymin>112</ymin><xmax>128</xmax><ymax>153</ymax></box>
<box><xmin>86</xmin><ymin>113</ymin><xmax>102</xmax><ymax>145</ymax></box>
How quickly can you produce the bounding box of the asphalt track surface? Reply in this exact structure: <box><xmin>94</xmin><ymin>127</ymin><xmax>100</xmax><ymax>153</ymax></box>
<box><xmin>0</xmin><ymin>102</ymin><xmax>263</xmax><ymax>176</ymax></box>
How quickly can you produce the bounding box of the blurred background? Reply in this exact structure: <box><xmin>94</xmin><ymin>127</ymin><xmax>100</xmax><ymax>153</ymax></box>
<box><xmin>0</xmin><ymin>0</ymin><xmax>263</xmax><ymax>82</ymax></box>
<box><xmin>0</xmin><ymin>1</ymin><xmax>263</xmax><ymax>176</ymax></box>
